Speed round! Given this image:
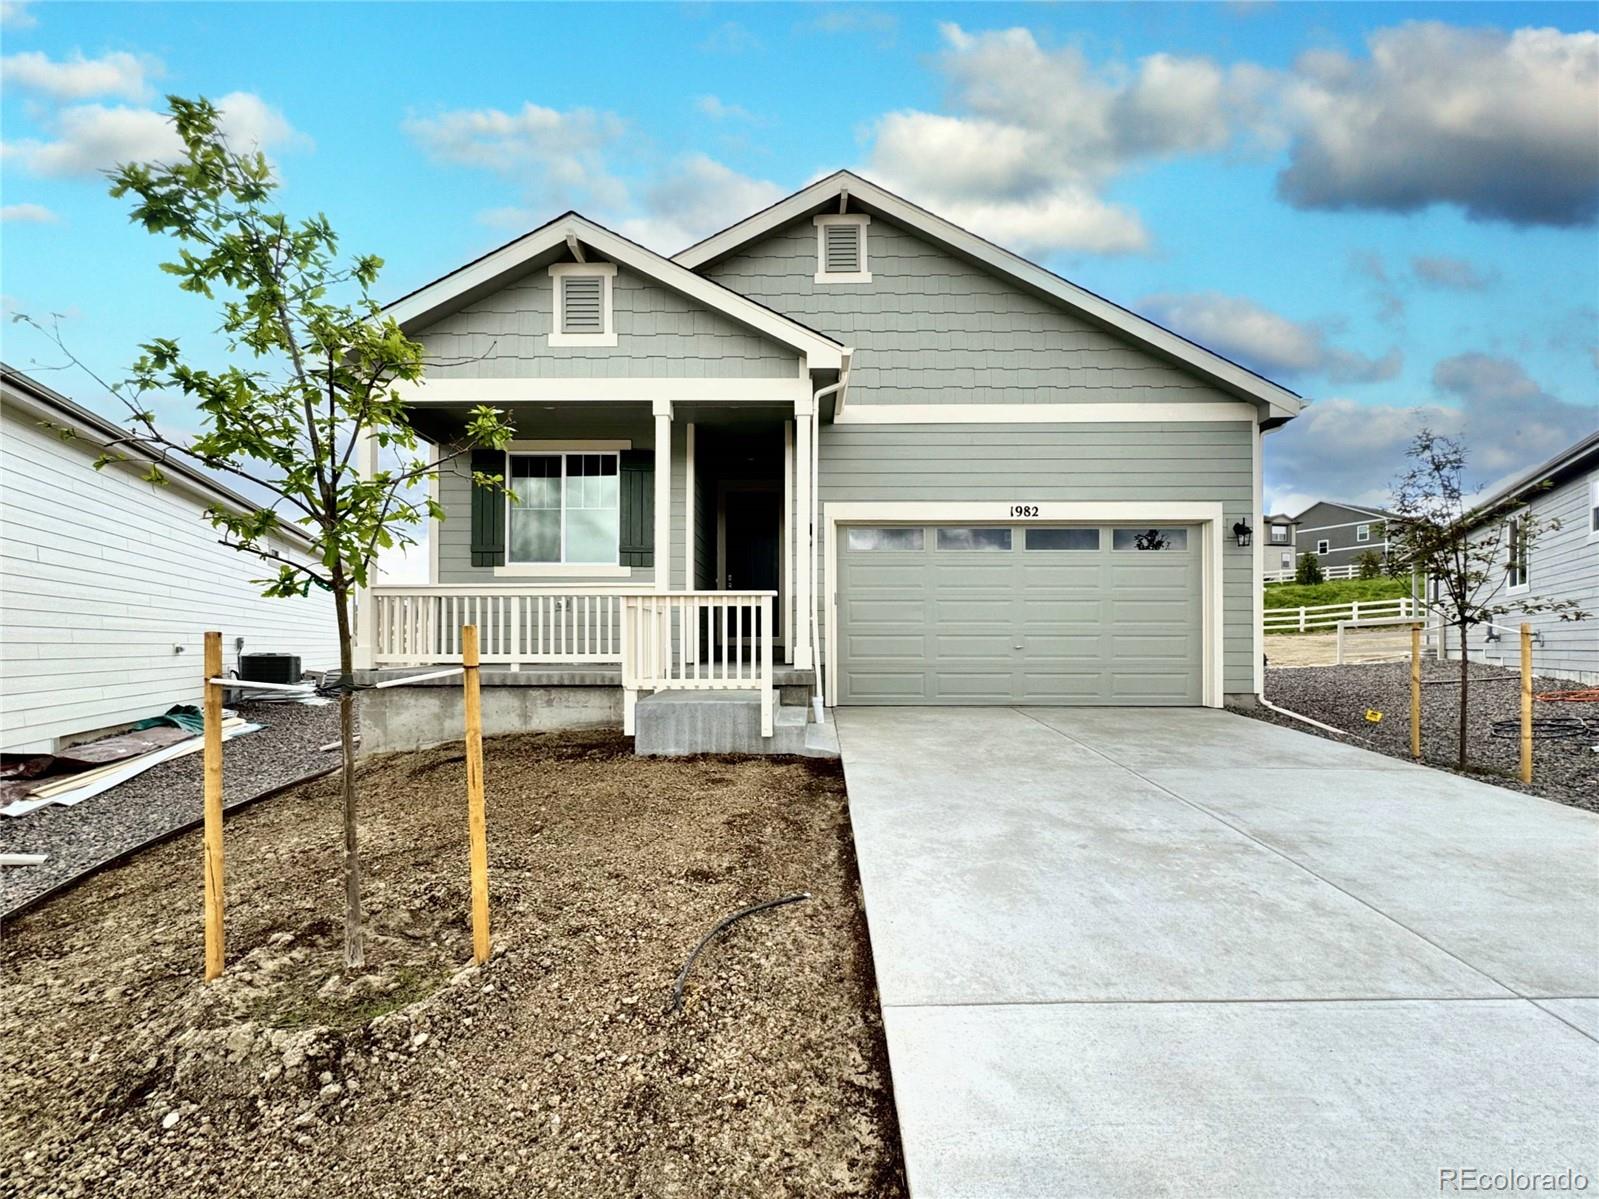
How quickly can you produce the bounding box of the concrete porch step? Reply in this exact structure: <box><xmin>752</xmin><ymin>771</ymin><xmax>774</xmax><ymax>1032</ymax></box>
<box><xmin>632</xmin><ymin>690</ymin><xmax>838</xmax><ymax>759</ymax></box>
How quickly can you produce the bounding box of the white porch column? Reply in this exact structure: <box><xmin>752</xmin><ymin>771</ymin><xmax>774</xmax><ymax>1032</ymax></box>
<box><xmin>793</xmin><ymin>395</ymin><xmax>815</xmax><ymax>670</ymax></box>
<box><xmin>685</xmin><ymin>422</ymin><xmax>696</xmax><ymax>591</ymax></box>
<box><xmin>352</xmin><ymin>425</ymin><xmax>378</xmax><ymax>669</ymax></box>
<box><xmin>653</xmin><ymin>399</ymin><xmax>672</xmax><ymax>594</ymax></box>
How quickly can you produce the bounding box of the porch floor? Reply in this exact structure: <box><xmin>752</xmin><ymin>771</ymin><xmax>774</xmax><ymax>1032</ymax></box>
<box><xmin>355</xmin><ymin>664</ymin><xmax>817</xmax><ymax>689</ymax></box>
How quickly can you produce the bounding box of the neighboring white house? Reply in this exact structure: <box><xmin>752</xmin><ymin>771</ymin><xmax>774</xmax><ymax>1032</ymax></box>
<box><xmin>1450</xmin><ymin>430</ymin><xmax>1599</xmax><ymax>685</ymax></box>
<box><xmin>1</xmin><ymin>365</ymin><xmax>339</xmax><ymax>753</ymax></box>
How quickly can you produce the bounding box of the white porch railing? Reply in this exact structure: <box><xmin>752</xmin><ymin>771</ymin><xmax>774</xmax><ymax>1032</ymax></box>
<box><xmin>364</xmin><ymin>586</ymin><xmax>778</xmax><ymax>740</ymax></box>
<box><xmin>369</xmin><ymin>586</ymin><xmax>625</xmax><ymax>665</ymax></box>
<box><xmin>621</xmin><ymin>592</ymin><xmax>776</xmax><ymax>738</ymax></box>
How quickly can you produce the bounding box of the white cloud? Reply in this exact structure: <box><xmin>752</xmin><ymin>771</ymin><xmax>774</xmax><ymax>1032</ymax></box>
<box><xmin>699</xmin><ymin>21</ymin><xmax>760</xmax><ymax>54</ymax></box>
<box><xmin>0</xmin><ymin>1</ymin><xmax>36</xmax><ymax>29</ymax></box>
<box><xmin>694</xmin><ymin>95</ymin><xmax>758</xmax><ymax>123</ymax></box>
<box><xmin>1141</xmin><ymin>291</ymin><xmax>1401</xmax><ymax>384</ymax></box>
<box><xmin>1</xmin><ymin>50</ymin><xmax>157</xmax><ymax>101</ymax></box>
<box><xmin>616</xmin><ymin>154</ymin><xmax>785</xmax><ymax>254</ymax></box>
<box><xmin>859</xmin><ymin>24</ymin><xmax>1272</xmax><ymax>256</ymax></box>
<box><xmin>1265</xmin><ymin>354</ymin><xmax>1598</xmax><ymax>510</ymax></box>
<box><xmin>404</xmin><ymin>102</ymin><xmax>629</xmax><ymax>210</ymax></box>
<box><xmin>3</xmin><ymin>93</ymin><xmax>308</xmax><ymax>178</ymax></box>
<box><xmin>1278</xmin><ymin>23</ymin><xmax>1599</xmax><ymax>227</ymax></box>
<box><xmin>1</xmin><ymin>202</ymin><xmax>57</xmax><ymax>222</ymax></box>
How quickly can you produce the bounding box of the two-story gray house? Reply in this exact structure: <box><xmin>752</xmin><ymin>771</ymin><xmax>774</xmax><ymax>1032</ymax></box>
<box><xmin>1291</xmin><ymin>501</ymin><xmax>1393</xmax><ymax>574</ymax></box>
<box><xmin>1262</xmin><ymin>512</ymin><xmax>1299</xmax><ymax>578</ymax></box>
<box><xmin>354</xmin><ymin>172</ymin><xmax>1302</xmax><ymax>754</ymax></box>
<box><xmin>1449</xmin><ymin>431</ymin><xmax>1598</xmax><ymax>684</ymax></box>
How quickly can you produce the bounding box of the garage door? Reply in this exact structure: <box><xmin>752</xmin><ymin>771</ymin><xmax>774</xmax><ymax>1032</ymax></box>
<box><xmin>837</xmin><ymin>524</ymin><xmax>1203</xmax><ymax>705</ymax></box>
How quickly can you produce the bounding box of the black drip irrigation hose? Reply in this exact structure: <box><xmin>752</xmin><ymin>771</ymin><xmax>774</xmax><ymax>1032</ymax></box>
<box><xmin>1489</xmin><ymin>717</ymin><xmax>1599</xmax><ymax>742</ymax></box>
<box><xmin>666</xmin><ymin>892</ymin><xmax>810</xmax><ymax>1014</ymax></box>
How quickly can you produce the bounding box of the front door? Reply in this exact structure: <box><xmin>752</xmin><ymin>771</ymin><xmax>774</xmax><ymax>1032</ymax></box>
<box><xmin>724</xmin><ymin>490</ymin><xmax>782</xmax><ymax>642</ymax></box>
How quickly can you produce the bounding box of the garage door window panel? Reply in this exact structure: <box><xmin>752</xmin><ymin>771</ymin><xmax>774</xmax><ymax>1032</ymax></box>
<box><xmin>846</xmin><ymin>527</ymin><xmax>924</xmax><ymax>552</ymax></box>
<box><xmin>1025</xmin><ymin>528</ymin><xmax>1101</xmax><ymax>551</ymax></box>
<box><xmin>936</xmin><ymin>527</ymin><xmax>1012</xmax><ymax>551</ymax></box>
<box><xmin>1112</xmin><ymin>527</ymin><xmax>1190</xmax><ymax>551</ymax></box>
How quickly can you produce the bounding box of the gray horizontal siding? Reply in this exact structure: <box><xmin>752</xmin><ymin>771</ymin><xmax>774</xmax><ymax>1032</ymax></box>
<box><xmin>1457</xmin><ymin>469</ymin><xmax>1599</xmax><ymax>683</ymax></box>
<box><xmin>415</xmin><ymin>266</ymin><xmax>800</xmax><ymax>380</ymax></box>
<box><xmin>704</xmin><ymin>218</ymin><xmax>1226</xmax><ymax>407</ymax></box>
<box><xmin>816</xmin><ymin>422</ymin><xmax>1257</xmax><ymax>695</ymax></box>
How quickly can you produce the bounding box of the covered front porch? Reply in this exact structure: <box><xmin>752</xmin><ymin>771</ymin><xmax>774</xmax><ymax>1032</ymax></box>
<box><xmin>351</xmin><ymin>393</ymin><xmax>827</xmax><ymax>748</ymax></box>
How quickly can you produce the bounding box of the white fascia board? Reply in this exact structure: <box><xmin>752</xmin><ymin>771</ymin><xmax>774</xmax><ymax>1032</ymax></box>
<box><xmin>391</xmin><ymin>377</ymin><xmax>812</xmax><ymax>406</ymax></box>
<box><xmin>386</xmin><ymin>215</ymin><xmax>843</xmax><ymax>370</ymax></box>
<box><xmin>674</xmin><ymin>172</ymin><xmax>1302</xmax><ymax>422</ymax></box>
<box><xmin>835</xmin><ymin>401</ymin><xmax>1257</xmax><ymax>424</ymax></box>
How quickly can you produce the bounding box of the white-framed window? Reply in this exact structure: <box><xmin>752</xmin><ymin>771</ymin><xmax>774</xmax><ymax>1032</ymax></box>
<box><xmin>1280</xmin><ymin>550</ymin><xmax>1294</xmax><ymax>569</ymax></box>
<box><xmin>548</xmin><ymin>263</ymin><xmax>617</xmax><ymax>347</ymax></box>
<box><xmin>1505</xmin><ymin>515</ymin><xmax>1529</xmax><ymax>592</ymax></box>
<box><xmin>1270</xmin><ymin>524</ymin><xmax>1289</xmax><ymax>544</ymax></box>
<box><xmin>507</xmin><ymin>451</ymin><xmax>620</xmax><ymax>564</ymax></box>
<box><xmin>1356</xmin><ymin>524</ymin><xmax>1370</xmax><ymax>542</ymax></box>
<box><xmin>1315</xmin><ymin>539</ymin><xmax>1330</xmax><ymax>555</ymax></box>
<box><xmin>813</xmin><ymin>214</ymin><xmax>871</xmax><ymax>284</ymax></box>
<box><xmin>1588</xmin><ymin>474</ymin><xmax>1598</xmax><ymax>540</ymax></box>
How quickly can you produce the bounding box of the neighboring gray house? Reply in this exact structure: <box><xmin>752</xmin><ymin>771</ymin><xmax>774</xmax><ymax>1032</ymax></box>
<box><xmin>353</xmin><ymin>172</ymin><xmax>1303</xmax><ymax>753</ymax></box>
<box><xmin>1448</xmin><ymin>431</ymin><xmax>1599</xmax><ymax>684</ymax></box>
<box><xmin>1262</xmin><ymin>512</ymin><xmax>1299</xmax><ymax>578</ymax></box>
<box><xmin>1291</xmin><ymin>501</ymin><xmax>1393</xmax><ymax>573</ymax></box>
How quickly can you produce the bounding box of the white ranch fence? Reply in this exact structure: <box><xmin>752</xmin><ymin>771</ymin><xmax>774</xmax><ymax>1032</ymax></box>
<box><xmin>1263</xmin><ymin>596</ymin><xmax>1419</xmax><ymax>634</ymax></box>
<box><xmin>1262</xmin><ymin>563</ymin><xmax>1361</xmax><ymax>584</ymax></box>
<box><xmin>365</xmin><ymin>585</ymin><xmax>777</xmax><ymax>739</ymax></box>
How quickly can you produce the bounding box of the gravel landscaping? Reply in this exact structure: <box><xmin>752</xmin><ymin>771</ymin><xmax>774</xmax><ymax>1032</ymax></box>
<box><xmin>0</xmin><ymin>729</ymin><xmax>903</xmax><ymax>1198</ymax></box>
<box><xmin>1236</xmin><ymin>661</ymin><xmax>1599</xmax><ymax>811</ymax></box>
<box><xmin>0</xmin><ymin>700</ymin><xmax>340</xmax><ymax>915</ymax></box>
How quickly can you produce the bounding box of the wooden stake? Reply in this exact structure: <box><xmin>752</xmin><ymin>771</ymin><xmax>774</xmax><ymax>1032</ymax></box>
<box><xmin>1410</xmin><ymin>623</ymin><xmax>1422</xmax><ymax>761</ymax></box>
<box><xmin>461</xmin><ymin>625</ymin><xmax>490</xmax><ymax>965</ymax></box>
<box><xmin>202</xmin><ymin>630</ymin><xmax>225</xmax><ymax>981</ymax></box>
<box><xmin>1520</xmin><ymin>623</ymin><xmax>1534</xmax><ymax>785</ymax></box>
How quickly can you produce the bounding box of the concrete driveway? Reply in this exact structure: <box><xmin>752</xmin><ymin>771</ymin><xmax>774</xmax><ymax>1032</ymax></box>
<box><xmin>835</xmin><ymin>707</ymin><xmax>1599</xmax><ymax>1199</ymax></box>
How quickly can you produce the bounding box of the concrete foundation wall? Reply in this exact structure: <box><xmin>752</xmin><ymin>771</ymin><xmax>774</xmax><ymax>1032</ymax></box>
<box><xmin>358</xmin><ymin>676</ymin><xmax>622</xmax><ymax>756</ymax></box>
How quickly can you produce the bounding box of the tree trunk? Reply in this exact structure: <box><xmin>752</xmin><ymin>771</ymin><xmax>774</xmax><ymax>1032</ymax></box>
<box><xmin>1456</xmin><ymin>619</ymin><xmax>1471</xmax><ymax>772</ymax></box>
<box><xmin>333</xmin><ymin>584</ymin><xmax>365</xmax><ymax>970</ymax></box>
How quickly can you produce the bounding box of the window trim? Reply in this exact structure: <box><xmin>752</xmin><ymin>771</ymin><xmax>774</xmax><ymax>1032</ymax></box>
<box><xmin>1355</xmin><ymin>524</ymin><xmax>1370</xmax><ymax>542</ymax></box>
<box><xmin>548</xmin><ymin>262</ymin><xmax>618</xmax><ymax>347</ymax></box>
<box><xmin>1588</xmin><ymin>474</ymin><xmax>1598</xmax><ymax>542</ymax></box>
<box><xmin>504</xmin><ymin>449</ymin><xmax>622</xmax><ymax>569</ymax></box>
<box><xmin>1315</xmin><ymin>539</ymin><xmax>1330</xmax><ymax>555</ymax></box>
<box><xmin>813</xmin><ymin>214</ymin><xmax>871</xmax><ymax>284</ymax></box>
<box><xmin>1270</xmin><ymin>524</ymin><xmax>1289</xmax><ymax>544</ymax></box>
<box><xmin>1505</xmin><ymin>514</ymin><xmax>1530</xmax><ymax>593</ymax></box>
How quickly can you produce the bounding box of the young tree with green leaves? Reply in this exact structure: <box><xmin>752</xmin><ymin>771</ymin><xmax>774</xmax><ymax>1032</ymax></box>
<box><xmin>1386</xmin><ymin>428</ymin><xmax>1587</xmax><ymax>772</ymax></box>
<box><xmin>17</xmin><ymin>96</ymin><xmax>512</xmax><ymax>969</ymax></box>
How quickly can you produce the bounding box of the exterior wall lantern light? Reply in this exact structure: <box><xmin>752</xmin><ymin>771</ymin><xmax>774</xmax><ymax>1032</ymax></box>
<box><xmin>1232</xmin><ymin>519</ymin><xmax>1253</xmax><ymax>548</ymax></box>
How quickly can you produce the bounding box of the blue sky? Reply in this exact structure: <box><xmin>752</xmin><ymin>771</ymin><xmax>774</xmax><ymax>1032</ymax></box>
<box><xmin>2</xmin><ymin>0</ymin><xmax>1595</xmax><ymax>517</ymax></box>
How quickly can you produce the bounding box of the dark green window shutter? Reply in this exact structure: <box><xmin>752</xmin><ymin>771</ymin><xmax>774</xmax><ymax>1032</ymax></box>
<box><xmin>619</xmin><ymin>450</ymin><xmax>653</xmax><ymax>567</ymax></box>
<box><xmin>469</xmin><ymin>448</ymin><xmax>506</xmax><ymax>568</ymax></box>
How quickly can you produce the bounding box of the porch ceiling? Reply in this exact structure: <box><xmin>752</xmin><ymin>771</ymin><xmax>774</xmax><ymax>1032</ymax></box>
<box><xmin>410</xmin><ymin>400</ymin><xmax>798</xmax><ymax>443</ymax></box>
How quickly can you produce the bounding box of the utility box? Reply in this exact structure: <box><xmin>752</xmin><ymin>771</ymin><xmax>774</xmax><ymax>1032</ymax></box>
<box><xmin>239</xmin><ymin>653</ymin><xmax>303</xmax><ymax>685</ymax></box>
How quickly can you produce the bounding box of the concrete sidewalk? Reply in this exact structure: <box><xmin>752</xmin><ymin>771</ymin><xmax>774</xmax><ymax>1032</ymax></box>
<box><xmin>836</xmin><ymin>707</ymin><xmax>1599</xmax><ymax>1199</ymax></box>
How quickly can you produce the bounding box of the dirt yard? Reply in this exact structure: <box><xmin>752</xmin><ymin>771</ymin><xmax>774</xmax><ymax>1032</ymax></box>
<box><xmin>0</xmin><ymin>732</ymin><xmax>904</xmax><ymax>1198</ymax></box>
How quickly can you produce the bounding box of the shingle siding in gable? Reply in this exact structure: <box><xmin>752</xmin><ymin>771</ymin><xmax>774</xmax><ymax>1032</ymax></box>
<box><xmin>702</xmin><ymin>217</ymin><xmax>1227</xmax><ymax>406</ymax></box>
<box><xmin>414</xmin><ymin>266</ymin><xmax>799</xmax><ymax>380</ymax></box>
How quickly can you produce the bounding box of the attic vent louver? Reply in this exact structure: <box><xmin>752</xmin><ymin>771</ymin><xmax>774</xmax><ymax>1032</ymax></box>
<box><xmin>823</xmin><ymin>223</ymin><xmax>861</xmax><ymax>274</ymax></box>
<box><xmin>561</xmin><ymin>275</ymin><xmax>604</xmax><ymax>334</ymax></box>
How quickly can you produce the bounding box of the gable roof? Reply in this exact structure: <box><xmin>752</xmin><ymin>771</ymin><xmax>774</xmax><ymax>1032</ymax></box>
<box><xmin>0</xmin><ymin>364</ymin><xmax>315</xmax><ymax>548</ymax></box>
<box><xmin>1462</xmin><ymin>429</ymin><xmax>1599</xmax><ymax>529</ymax></box>
<box><xmin>673</xmin><ymin>170</ymin><xmax>1304</xmax><ymax>425</ymax></box>
<box><xmin>1290</xmin><ymin>500</ymin><xmax>1394</xmax><ymax>523</ymax></box>
<box><xmin>385</xmin><ymin>212</ymin><xmax>845</xmax><ymax>371</ymax></box>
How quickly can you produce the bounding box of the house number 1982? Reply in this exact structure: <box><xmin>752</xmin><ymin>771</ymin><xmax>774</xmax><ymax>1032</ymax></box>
<box><xmin>1009</xmin><ymin>505</ymin><xmax>1040</xmax><ymax>518</ymax></box>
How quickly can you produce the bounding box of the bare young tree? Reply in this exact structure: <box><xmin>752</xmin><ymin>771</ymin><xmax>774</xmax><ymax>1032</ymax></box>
<box><xmin>1386</xmin><ymin>428</ymin><xmax>1586</xmax><ymax>771</ymax></box>
<box><xmin>15</xmin><ymin>96</ymin><xmax>512</xmax><ymax>969</ymax></box>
